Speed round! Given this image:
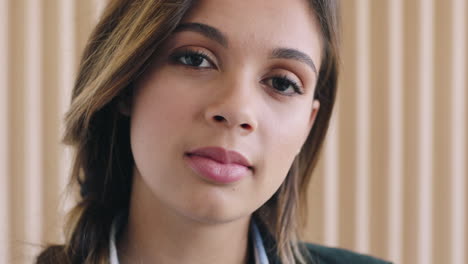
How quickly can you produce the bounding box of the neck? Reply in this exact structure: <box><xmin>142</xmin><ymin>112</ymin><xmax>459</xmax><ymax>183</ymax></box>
<box><xmin>117</xmin><ymin>174</ymin><xmax>251</xmax><ymax>264</ymax></box>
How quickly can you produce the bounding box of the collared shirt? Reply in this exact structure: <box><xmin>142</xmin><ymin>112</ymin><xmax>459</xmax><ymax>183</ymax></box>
<box><xmin>109</xmin><ymin>215</ymin><xmax>269</xmax><ymax>264</ymax></box>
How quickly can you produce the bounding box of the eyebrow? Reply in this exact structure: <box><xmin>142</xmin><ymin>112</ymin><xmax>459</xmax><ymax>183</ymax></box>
<box><xmin>173</xmin><ymin>22</ymin><xmax>318</xmax><ymax>75</ymax></box>
<box><xmin>270</xmin><ymin>48</ymin><xmax>318</xmax><ymax>76</ymax></box>
<box><xmin>174</xmin><ymin>23</ymin><xmax>228</xmax><ymax>47</ymax></box>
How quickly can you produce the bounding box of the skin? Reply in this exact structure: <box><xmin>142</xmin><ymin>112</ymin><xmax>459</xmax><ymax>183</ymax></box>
<box><xmin>118</xmin><ymin>0</ymin><xmax>323</xmax><ymax>263</ymax></box>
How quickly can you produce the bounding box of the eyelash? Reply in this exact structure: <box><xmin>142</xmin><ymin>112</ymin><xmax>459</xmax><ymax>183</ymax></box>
<box><xmin>170</xmin><ymin>50</ymin><xmax>304</xmax><ymax>96</ymax></box>
<box><xmin>266</xmin><ymin>75</ymin><xmax>304</xmax><ymax>96</ymax></box>
<box><xmin>170</xmin><ymin>50</ymin><xmax>214</xmax><ymax>68</ymax></box>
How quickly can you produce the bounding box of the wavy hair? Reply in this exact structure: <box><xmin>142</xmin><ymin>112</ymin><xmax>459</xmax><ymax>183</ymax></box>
<box><xmin>36</xmin><ymin>0</ymin><xmax>340</xmax><ymax>263</ymax></box>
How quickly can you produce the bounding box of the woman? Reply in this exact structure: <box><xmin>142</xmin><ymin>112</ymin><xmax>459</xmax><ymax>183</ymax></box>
<box><xmin>37</xmin><ymin>0</ymin><xmax>391</xmax><ymax>263</ymax></box>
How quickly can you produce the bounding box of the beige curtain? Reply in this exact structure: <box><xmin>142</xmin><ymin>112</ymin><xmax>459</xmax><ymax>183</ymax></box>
<box><xmin>1</xmin><ymin>0</ymin><xmax>466</xmax><ymax>263</ymax></box>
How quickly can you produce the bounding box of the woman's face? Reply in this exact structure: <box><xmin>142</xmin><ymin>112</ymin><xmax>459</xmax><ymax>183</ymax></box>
<box><xmin>130</xmin><ymin>0</ymin><xmax>322</xmax><ymax>224</ymax></box>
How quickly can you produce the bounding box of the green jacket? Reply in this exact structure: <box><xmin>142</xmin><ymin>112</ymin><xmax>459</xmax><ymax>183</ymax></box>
<box><xmin>301</xmin><ymin>243</ymin><xmax>393</xmax><ymax>264</ymax></box>
<box><xmin>257</xmin><ymin>219</ymin><xmax>393</xmax><ymax>264</ymax></box>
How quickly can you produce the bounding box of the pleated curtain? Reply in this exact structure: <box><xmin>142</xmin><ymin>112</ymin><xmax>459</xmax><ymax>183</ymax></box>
<box><xmin>0</xmin><ymin>0</ymin><xmax>466</xmax><ymax>263</ymax></box>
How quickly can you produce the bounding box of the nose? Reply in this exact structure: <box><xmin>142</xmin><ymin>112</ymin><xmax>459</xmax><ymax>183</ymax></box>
<box><xmin>203</xmin><ymin>79</ymin><xmax>258</xmax><ymax>134</ymax></box>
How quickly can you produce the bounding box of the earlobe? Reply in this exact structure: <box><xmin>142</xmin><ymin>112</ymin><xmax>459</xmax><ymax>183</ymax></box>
<box><xmin>298</xmin><ymin>100</ymin><xmax>320</xmax><ymax>156</ymax></box>
<box><xmin>308</xmin><ymin>99</ymin><xmax>320</xmax><ymax>129</ymax></box>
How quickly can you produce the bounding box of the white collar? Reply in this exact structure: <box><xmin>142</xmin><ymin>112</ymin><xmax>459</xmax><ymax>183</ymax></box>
<box><xmin>109</xmin><ymin>215</ymin><xmax>269</xmax><ymax>264</ymax></box>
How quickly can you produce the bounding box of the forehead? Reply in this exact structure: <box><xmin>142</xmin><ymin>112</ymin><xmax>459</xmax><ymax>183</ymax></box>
<box><xmin>180</xmin><ymin>0</ymin><xmax>322</xmax><ymax>66</ymax></box>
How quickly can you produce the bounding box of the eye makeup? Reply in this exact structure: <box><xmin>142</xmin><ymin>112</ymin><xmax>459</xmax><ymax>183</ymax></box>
<box><xmin>166</xmin><ymin>44</ymin><xmax>307</xmax><ymax>97</ymax></box>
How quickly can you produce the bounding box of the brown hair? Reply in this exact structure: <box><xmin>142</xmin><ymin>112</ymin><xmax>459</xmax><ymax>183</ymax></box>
<box><xmin>36</xmin><ymin>0</ymin><xmax>340</xmax><ymax>263</ymax></box>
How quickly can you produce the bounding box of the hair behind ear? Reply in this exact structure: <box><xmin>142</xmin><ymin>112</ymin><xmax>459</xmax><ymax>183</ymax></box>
<box><xmin>36</xmin><ymin>245</ymin><xmax>70</xmax><ymax>264</ymax></box>
<box><xmin>116</xmin><ymin>86</ymin><xmax>133</xmax><ymax>117</ymax></box>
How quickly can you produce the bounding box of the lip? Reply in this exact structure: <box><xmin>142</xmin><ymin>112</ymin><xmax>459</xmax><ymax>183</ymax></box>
<box><xmin>186</xmin><ymin>146</ymin><xmax>253</xmax><ymax>168</ymax></box>
<box><xmin>184</xmin><ymin>146</ymin><xmax>253</xmax><ymax>184</ymax></box>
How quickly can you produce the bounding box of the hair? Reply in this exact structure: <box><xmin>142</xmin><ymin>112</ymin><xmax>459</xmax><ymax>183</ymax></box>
<box><xmin>36</xmin><ymin>0</ymin><xmax>340</xmax><ymax>263</ymax></box>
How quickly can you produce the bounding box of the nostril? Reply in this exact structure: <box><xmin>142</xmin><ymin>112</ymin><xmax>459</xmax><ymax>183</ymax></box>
<box><xmin>211</xmin><ymin>115</ymin><xmax>253</xmax><ymax>130</ymax></box>
<box><xmin>240</xmin><ymin>123</ymin><xmax>251</xmax><ymax>130</ymax></box>
<box><xmin>213</xmin><ymin>115</ymin><xmax>225</xmax><ymax>122</ymax></box>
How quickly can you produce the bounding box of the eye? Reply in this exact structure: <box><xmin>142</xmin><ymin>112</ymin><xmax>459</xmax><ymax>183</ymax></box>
<box><xmin>264</xmin><ymin>75</ymin><xmax>304</xmax><ymax>96</ymax></box>
<box><xmin>170</xmin><ymin>50</ymin><xmax>215</xmax><ymax>69</ymax></box>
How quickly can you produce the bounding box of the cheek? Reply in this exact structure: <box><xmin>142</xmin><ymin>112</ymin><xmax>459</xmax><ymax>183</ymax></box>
<box><xmin>130</xmin><ymin>74</ymin><xmax>197</xmax><ymax>171</ymax></box>
<box><xmin>131</xmin><ymin>72</ymin><xmax>196</xmax><ymax>137</ymax></box>
<box><xmin>258</xmin><ymin>111</ymin><xmax>311</xmax><ymax>188</ymax></box>
<box><xmin>131</xmin><ymin>90</ymin><xmax>180</xmax><ymax>144</ymax></box>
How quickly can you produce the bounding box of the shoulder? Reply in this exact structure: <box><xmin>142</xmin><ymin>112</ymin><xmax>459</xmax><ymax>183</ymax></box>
<box><xmin>302</xmin><ymin>242</ymin><xmax>393</xmax><ymax>264</ymax></box>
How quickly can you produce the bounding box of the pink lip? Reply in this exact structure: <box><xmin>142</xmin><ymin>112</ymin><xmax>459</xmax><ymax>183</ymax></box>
<box><xmin>184</xmin><ymin>147</ymin><xmax>253</xmax><ymax>184</ymax></box>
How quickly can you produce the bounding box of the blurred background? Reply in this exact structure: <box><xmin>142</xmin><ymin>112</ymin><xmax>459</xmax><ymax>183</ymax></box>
<box><xmin>0</xmin><ymin>0</ymin><xmax>466</xmax><ymax>263</ymax></box>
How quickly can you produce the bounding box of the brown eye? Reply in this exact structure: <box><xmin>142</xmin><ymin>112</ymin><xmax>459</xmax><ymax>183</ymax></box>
<box><xmin>171</xmin><ymin>50</ymin><xmax>214</xmax><ymax>68</ymax></box>
<box><xmin>265</xmin><ymin>75</ymin><xmax>304</xmax><ymax>96</ymax></box>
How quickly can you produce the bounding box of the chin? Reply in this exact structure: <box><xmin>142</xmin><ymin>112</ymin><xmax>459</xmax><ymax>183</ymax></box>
<box><xmin>173</xmin><ymin>196</ymin><xmax>253</xmax><ymax>225</ymax></box>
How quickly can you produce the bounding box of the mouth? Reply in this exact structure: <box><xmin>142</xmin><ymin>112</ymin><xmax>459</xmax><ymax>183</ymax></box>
<box><xmin>185</xmin><ymin>146</ymin><xmax>253</xmax><ymax>170</ymax></box>
<box><xmin>185</xmin><ymin>153</ymin><xmax>253</xmax><ymax>171</ymax></box>
<box><xmin>183</xmin><ymin>146</ymin><xmax>254</xmax><ymax>184</ymax></box>
<box><xmin>184</xmin><ymin>154</ymin><xmax>252</xmax><ymax>184</ymax></box>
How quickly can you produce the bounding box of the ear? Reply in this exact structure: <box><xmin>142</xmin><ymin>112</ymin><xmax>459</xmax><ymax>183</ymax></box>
<box><xmin>296</xmin><ymin>100</ymin><xmax>320</xmax><ymax>156</ymax></box>
<box><xmin>307</xmin><ymin>99</ymin><xmax>320</xmax><ymax>131</ymax></box>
